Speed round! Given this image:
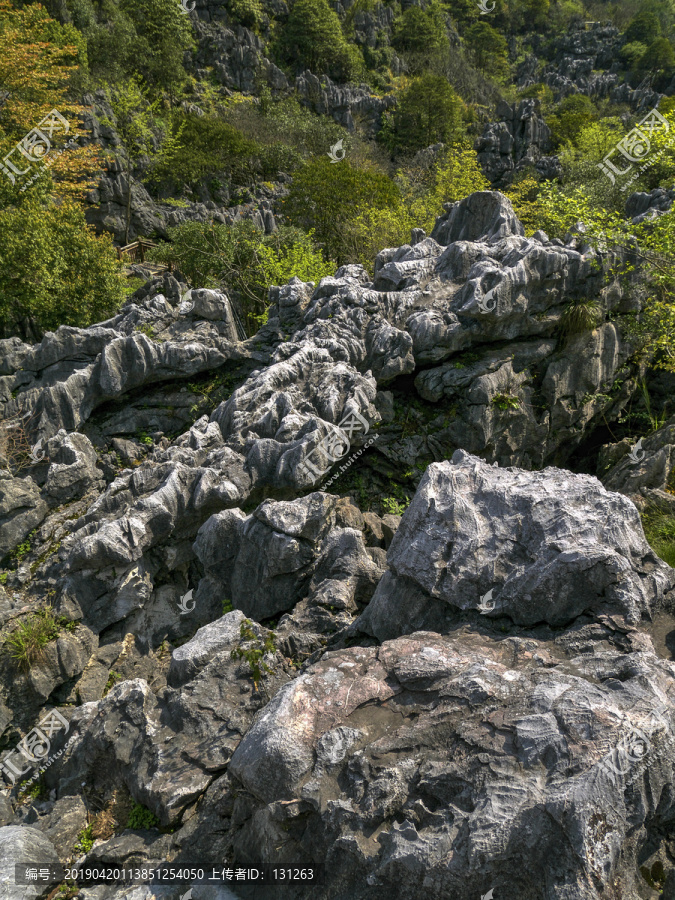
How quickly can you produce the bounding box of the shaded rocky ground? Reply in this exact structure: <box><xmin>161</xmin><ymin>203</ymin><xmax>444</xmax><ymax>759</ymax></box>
<box><xmin>1</xmin><ymin>192</ymin><xmax>675</xmax><ymax>900</ymax></box>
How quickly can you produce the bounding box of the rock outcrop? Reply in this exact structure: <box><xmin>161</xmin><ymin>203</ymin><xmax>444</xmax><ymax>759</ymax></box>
<box><xmin>1</xmin><ymin>190</ymin><xmax>674</xmax><ymax>900</ymax></box>
<box><xmin>475</xmin><ymin>100</ymin><xmax>559</xmax><ymax>186</ymax></box>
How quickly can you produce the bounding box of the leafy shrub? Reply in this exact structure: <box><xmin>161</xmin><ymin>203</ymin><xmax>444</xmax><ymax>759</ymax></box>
<box><xmin>0</xmin><ymin>200</ymin><xmax>124</xmax><ymax>340</ymax></box>
<box><xmin>77</xmin><ymin>0</ymin><xmax>194</xmax><ymax>94</ymax></box>
<box><xmin>126</xmin><ymin>802</ymin><xmax>159</xmax><ymax>830</ymax></box>
<box><xmin>548</xmin><ymin>95</ymin><xmax>598</xmax><ymax>149</ymax></box>
<box><xmin>150</xmin><ymin>221</ymin><xmax>333</xmax><ymax>330</ymax></box>
<box><xmin>625</xmin><ymin>9</ymin><xmax>662</xmax><ymax>44</ymax></box>
<box><xmin>464</xmin><ymin>21</ymin><xmax>509</xmax><ymax>76</ymax></box>
<box><xmin>492</xmin><ymin>393</ymin><xmax>521</xmax><ymax>410</ymax></box>
<box><xmin>231</xmin><ymin>619</ymin><xmax>276</xmax><ymax>690</ymax></box>
<box><xmin>277</xmin><ymin>0</ymin><xmax>364</xmax><ymax>81</ymax></box>
<box><xmin>73</xmin><ymin>825</ymin><xmax>94</xmax><ymax>855</ymax></box>
<box><xmin>152</xmin><ymin>112</ymin><xmax>266</xmax><ymax>190</ymax></box>
<box><xmin>621</xmin><ymin>40</ymin><xmax>649</xmax><ymax>71</ymax></box>
<box><xmin>284</xmin><ymin>157</ymin><xmax>400</xmax><ymax>263</ymax></box>
<box><xmin>20</xmin><ymin>779</ymin><xmax>49</xmax><ymax>802</ymax></box>
<box><xmin>397</xmin><ymin>142</ymin><xmax>489</xmax><ymax>230</ymax></box>
<box><xmin>391</xmin><ymin>1</ymin><xmax>449</xmax><ymax>72</ymax></box>
<box><xmin>382</xmin><ymin>74</ymin><xmax>465</xmax><ymax>154</ymax></box>
<box><xmin>223</xmin><ymin>96</ymin><xmax>346</xmax><ymax>161</ymax></box>
<box><xmin>229</xmin><ymin>0</ymin><xmax>264</xmax><ymax>29</ymax></box>
<box><xmin>381</xmin><ymin>497</ymin><xmax>408</xmax><ymax>516</ymax></box>
<box><xmin>103</xmin><ymin>671</ymin><xmax>123</xmax><ymax>696</ymax></box>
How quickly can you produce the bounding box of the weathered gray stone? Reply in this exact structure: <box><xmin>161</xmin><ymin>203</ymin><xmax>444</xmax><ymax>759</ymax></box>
<box><xmin>0</xmin><ymin>474</ymin><xmax>48</xmax><ymax>560</ymax></box>
<box><xmin>0</xmin><ymin>826</ymin><xmax>60</xmax><ymax>900</ymax></box>
<box><xmin>44</xmin><ymin>430</ymin><xmax>105</xmax><ymax>504</ymax></box>
<box><xmin>357</xmin><ymin>451</ymin><xmax>674</xmax><ymax>639</ymax></box>
<box><xmin>221</xmin><ymin>630</ymin><xmax>675</xmax><ymax>900</ymax></box>
<box><xmin>168</xmin><ymin>610</ymin><xmax>247</xmax><ymax>687</ymax></box>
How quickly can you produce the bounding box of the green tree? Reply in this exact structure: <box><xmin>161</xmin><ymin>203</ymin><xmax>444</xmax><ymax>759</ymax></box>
<box><xmin>638</xmin><ymin>36</ymin><xmax>675</xmax><ymax>82</ymax></box>
<box><xmin>150</xmin><ymin>221</ymin><xmax>334</xmax><ymax>329</ymax></box>
<box><xmin>106</xmin><ymin>79</ymin><xmax>183</xmax><ymax>243</ymax></box>
<box><xmin>119</xmin><ymin>0</ymin><xmax>194</xmax><ymax>100</ymax></box>
<box><xmin>229</xmin><ymin>0</ymin><xmax>264</xmax><ymax>30</ymax></box>
<box><xmin>73</xmin><ymin>0</ymin><xmax>137</xmax><ymax>84</ymax></box>
<box><xmin>621</xmin><ymin>40</ymin><xmax>649</xmax><ymax>71</ymax></box>
<box><xmin>392</xmin><ymin>2</ymin><xmax>449</xmax><ymax>73</ymax></box>
<box><xmin>72</xmin><ymin>0</ymin><xmax>194</xmax><ymax>96</ymax></box>
<box><xmin>280</xmin><ymin>0</ymin><xmax>363</xmax><ymax>81</ymax></box>
<box><xmin>444</xmin><ymin>0</ymin><xmax>480</xmax><ymax>28</ymax></box>
<box><xmin>283</xmin><ymin>157</ymin><xmax>400</xmax><ymax>263</ymax></box>
<box><xmin>547</xmin><ymin>94</ymin><xmax>598</xmax><ymax>148</ymax></box>
<box><xmin>386</xmin><ymin>74</ymin><xmax>464</xmax><ymax>154</ymax></box>
<box><xmin>0</xmin><ymin>199</ymin><xmax>123</xmax><ymax>339</ymax></box>
<box><xmin>625</xmin><ymin>9</ymin><xmax>662</xmax><ymax>44</ymax></box>
<box><xmin>505</xmin><ymin>0</ymin><xmax>550</xmax><ymax>32</ymax></box>
<box><xmin>464</xmin><ymin>21</ymin><xmax>509</xmax><ymax>76</ymax></box>
<box><xmin>152</xmin><ymin>112</ymin><xmax>265</xmax><ymax>192</ymax></box>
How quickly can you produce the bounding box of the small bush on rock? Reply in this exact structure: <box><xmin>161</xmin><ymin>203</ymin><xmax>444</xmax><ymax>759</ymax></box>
<box><xmin>231</xmin><ymin>619</ymin><xmax>276</xmax><ymax>691</ymax></box>
<box><xmin>126</xmin><ymin>802</ymin><xmax>159</xmax><ymax>830</ymax></box>
<box><xmin>3</xmin><ymin>608</ymin><xmax>75</xmax><ymax>670</ymax></box>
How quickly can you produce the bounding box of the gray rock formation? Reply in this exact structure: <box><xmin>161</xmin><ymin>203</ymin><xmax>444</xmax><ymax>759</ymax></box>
<box><xmin>80</xmin><ymin>92</ymin><xmax>280</xmax><ymax>243</ymax></box>
<box><xmin>476</xmin><ymin>100</ymin><xmax>558</xmax><ymax>186</ymax></box>
<box><xmin>220</xmin><ymin>630</ymin><xmax>675</xmax><ymax>900</ymax></box>
<box><xmin>0</xmin><ymin>474</ymin><xmax>48</xmax><ymax>561</ymax></box>
<box><xmin>625</xmin><ymin>187</ymin><xmax>675</xmax><ymax>224</ymax></box>
<box><xmin>600</xmin><ymin>415</ymin><xmax>675</xmax><ymax>507</ymax></box>
<box><xmin>294</xmin><ymin>71</ymin><xmax>396</xmax><ymax>133</ymax></box>
<box><xmin>0</xmin><ymin>826</ymin><xmax>60</xmax><ymax>900</ymax></box>
<box><xmin>0</xmin><ymin>189</ymin><xmax>673</xmax><ymax>900</ymax></box>
<box><xmin>357</xmin><ymin>450</ymin><xmax>674</xmax><ymax>640</ymax></box>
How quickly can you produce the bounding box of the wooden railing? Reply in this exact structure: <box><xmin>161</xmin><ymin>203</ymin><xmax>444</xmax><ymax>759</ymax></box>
<box><xmin>116</xmin><ymin>239</ymin><xmax>157</xmax><ymax>264</ymax></box>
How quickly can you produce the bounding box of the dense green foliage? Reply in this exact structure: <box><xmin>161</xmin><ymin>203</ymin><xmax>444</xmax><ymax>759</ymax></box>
<box><xmin>382</xmin><ymin>75</ymin><xmax>465</xmax><ymax>153</ymax></box>
<box><xmin>150</xmin><ymin>221</ymin><xmax>334</xmax><ymax>329</ymax></box>
<box><xmin>67</xmin><ymin>0</ymin><xmax>194</xmax><ymax>95</ymax></box>
<box><xmin>0</xmin><ymin>200</ymin><xmax>123</xmax><ymax>338</ymax></box>
<box><xmin>2</xmin><ymin>0</ymin><xmax>675</xmax><ymax>370</ymax></box>
<box><xmin>276</xmin><ymin>0</ymin><xmax>363</xmax><ymax>81</ymax></box>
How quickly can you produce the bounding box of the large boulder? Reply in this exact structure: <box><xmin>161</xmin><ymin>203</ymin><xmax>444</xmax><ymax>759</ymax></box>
<box><xmin>357</xmin><ymin>450</ymin><xmax>674</xmax><ymax>640</ymax></box>
<box><xmin>216</xmin><ymin>630</ymin><xmax>675</xmax><ymax>900</ymax></box>
<box><xmin>430</xmin><ymin>191</ymin><xmax>525</xmax><ymax>245</ymax></box>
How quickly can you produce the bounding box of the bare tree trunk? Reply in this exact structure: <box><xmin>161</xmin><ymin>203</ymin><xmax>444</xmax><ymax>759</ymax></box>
<box><xmin>125</xmin><ymin>155</ymin><xmax>132</xmax><ymax>245</ymax></box>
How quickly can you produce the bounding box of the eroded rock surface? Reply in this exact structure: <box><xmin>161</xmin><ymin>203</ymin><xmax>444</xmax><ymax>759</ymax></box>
<box><xmin>0</xmin><ymin>190</ymin><xmax>674</xmax><ymax>900</ymax></box>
